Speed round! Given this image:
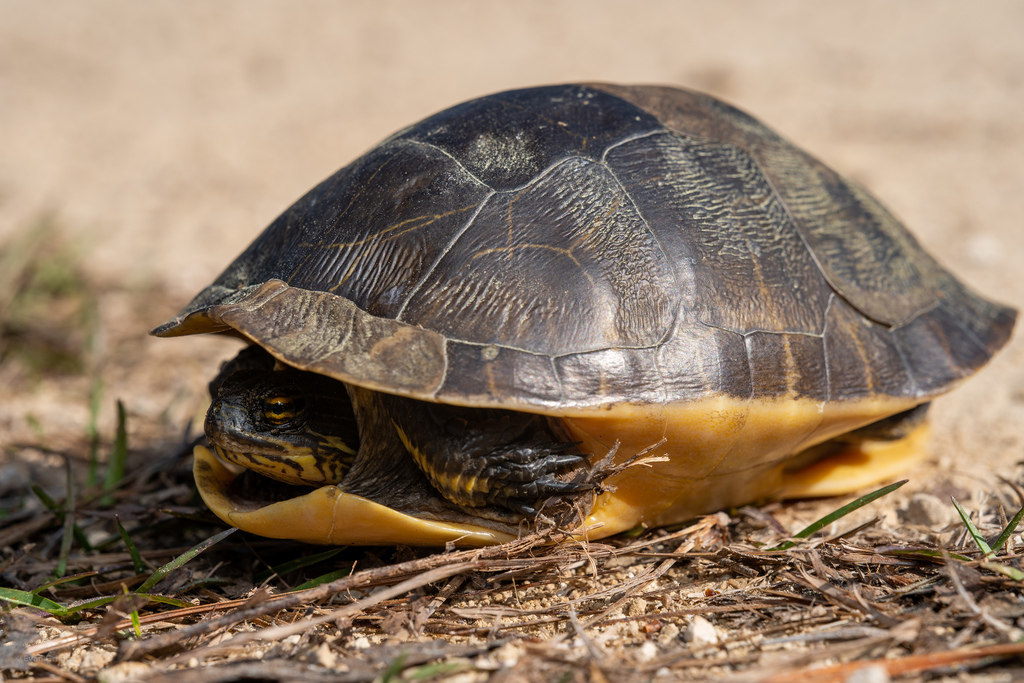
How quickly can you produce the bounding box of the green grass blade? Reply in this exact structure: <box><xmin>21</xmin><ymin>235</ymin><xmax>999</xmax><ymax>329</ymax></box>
<box><xmin>989</xmin><ymin>503</ymin><xmax>1024</xmax><ymax>556</ymax></box>
<box><xmin>951</xmin><ymin>497</ymin><xmax>992</xmax><ymax>555</ymax></box>
<box><xmin>64</xmin><ymin>595</ymin><xmax>120</xmax><ymax>615</ymax></box>
<box><xmin>136</xmin><ymin>527</ymin><xmax>236</xmax><ymax>594</ymax></box>
<box><xmin>981</xmin><ymin>560</ymin><xmax>1024</xmax><ymax>581</ymax></box>
<box><xmin>770</xmin><ymin>479</ymin><xmax>907</xmax><ymax>551</ymax></box>
<box><xmin>379</xmin><ymin>653</ymin><xmax>408</xmax><ymax>683</ymax></box>
<box><xmin>101</xmin><ymin>400</ymin><xmax>128</xmax><ymax>506</ymax></box>
<box><xmin>31</xmin><ymin>485</ymin><xmax>60</xmax><ymax>514</ymax></box>
<box><xmin>293</xmin><ymin>567</ymin><xmax>352</xmax><ymax>591</ymax></box>
<box><xmin>117</xmin><ymin>517</ymin><xmax>146</xmax><ymax>574</ymax></box>
<box><xmin>33</xmin><ymin>572</ymin><xmax>98</xmax><ymax>594</ymax></box>
<box><xmin>0</xmin><ymin>587</ymin><xmax>68</xmax><ymax>616</ymax></box>
<box><xmin>885</xmin><ymin>547</ymin><xmax>974</xmax><ymax>562</ymax></box>
<box><xmin>129</xmin><ymin>610</ymin><xmax>142</xmax><ymax>637</ymax></box>
<box><xmin>8</xmin><ymin>588</ymin><xmax>191</xmax><ymax>621</ymax></box>
<box><xmin>135</xmin><ymin>593</ymin><xmax>193</xmax><ymax>608</ymax></box>
<box><xmin>406</xmin><ymin>661</ymin><xmax>469</xmax><ymax>680</ymax></box>
<box><xmin>33</xmin><ymin>484</ymin><xmax>92</xmax><ymax>552</ymax></box>
<box><xmin>70</xmin><ymin>525</ymin><xmax>92</xmax><ymax>552</ymax></box>
<box><xmin>120</xmin><ymin>584</ymin><xmax>144</xmax><ymax>638</ymax></box>
<box><xmin>254</xmin><ymin>547</ymin><xmax>344</xmax><ymax>584</ymax></box>
<box><xmin>63</xmin><ymin>593</ymin><xmax>188</xmax><ymax>614</ymax></box>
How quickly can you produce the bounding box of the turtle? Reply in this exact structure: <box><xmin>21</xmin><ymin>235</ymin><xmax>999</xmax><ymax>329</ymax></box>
<box><xmin>154</xmin><ymin>84</ymin><xmax>1016</xmax><ymax>547</ymax></box>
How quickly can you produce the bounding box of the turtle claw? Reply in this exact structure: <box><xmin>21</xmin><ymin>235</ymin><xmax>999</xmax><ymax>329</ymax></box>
<box><xmin>487</xmin><ymin>450</ymin><xmax>588</xmax><ymax>484</ymax></box>
<box><xmin>506</xmin><ymin>500</ymin><xmax>538</xmax><ymax>517</ymax></box>
<box><xmin>466</xmin><ymin>442</ymin><xmax>593</xmax><ymax>514</ymax></box>
<box><xmin>545</xmin><ymin>453</ymin><xmax>589</xmax><ymax>469</ymax></box>
<box><xmin>529</xmin><ymin>477</ymin><xmax>591</xmax><ymax>496</ymax></box>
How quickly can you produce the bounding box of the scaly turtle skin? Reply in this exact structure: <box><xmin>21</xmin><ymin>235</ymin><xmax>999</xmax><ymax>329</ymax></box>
<box><xmin>154</xmin><ymin>84</ymin><xmax>1016</xmax><ymax>546</ymax></box>
<box><xmin>205</xmin><ymin>358</ymin><xmax>360</xmax><ymax>487</ymax></box>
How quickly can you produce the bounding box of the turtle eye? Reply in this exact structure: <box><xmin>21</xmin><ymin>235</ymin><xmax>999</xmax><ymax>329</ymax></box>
<box><xmin>262</xmin><ymin>395</ymin><xmax>307</xmax><ymax>426</ymax></box>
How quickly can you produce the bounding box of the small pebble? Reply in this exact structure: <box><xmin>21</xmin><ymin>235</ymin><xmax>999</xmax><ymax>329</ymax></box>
<box><xmin>684</xmin><ymin>615</ymin><xmax>720</xmax><ymax>647</ymax></box>
<box><xmin>657</xmin><ymin>622</ymin><xmax>680</xmax><ymax>646</ymax></box>
<box><xmin>314</xmin><ymin>642</ymin><xmax>336</xmax><ymax>668</ymax></box>
<box><xmin>845</xmin><ymin>663</ymin><xmax>890</xmax><ymax>683</ymax></box>
<box><xmin>637</xmin><ymin>641</ymin><xmax>659</xmax><ymax>662</ymax></box>
<box><xmin>99</xmin><ymin>662</ymin><xmax>152</xmax><ymax>683</ymax></box>
<box><xmin>626</xmin><ymin>598</ymin><xmax>647</xmax><ymax>617</ymax></box>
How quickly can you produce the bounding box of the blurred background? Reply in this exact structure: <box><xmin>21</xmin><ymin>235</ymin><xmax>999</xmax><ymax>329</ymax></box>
<box><xmin>1</xmin><ymin>1</ymin><xmax>1022</xmax><ymax>504</ymax></box>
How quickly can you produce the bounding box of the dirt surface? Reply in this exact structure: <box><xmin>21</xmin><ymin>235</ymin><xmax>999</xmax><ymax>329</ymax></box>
<box><xmin>2</xmin><ymin>2</ymin><xmax>1024</xmax><ymax>681</ymax></box>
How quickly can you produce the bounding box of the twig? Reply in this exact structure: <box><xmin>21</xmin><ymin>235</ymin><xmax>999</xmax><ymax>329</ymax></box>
<box><xmin>415</xmin><ymin>573</ymin><xmax>466</xmax><ymax>634</ymax></box>
<box><xmin>176</xmin><ymin>561</ymin><xmax>479</xmax><ymax>663</ymax></box>
<box><xmin>943</xmin><ymin>550</ymin><xmax>1016</xmax><ymax>636</ymax></box>
<box><xmin>785</xmin><ymin>568</ymin><xmax>899</xmax><ymax>628</ymax></box>
<box><xmin>762</xmin><ymin>640</ymin><xmax>1024</xmax><ymax>683</ymax></box>
<box><xmin>114</xmin><ymin>528</ymin><xmax>577</xmax><ymax>661</ymax></box>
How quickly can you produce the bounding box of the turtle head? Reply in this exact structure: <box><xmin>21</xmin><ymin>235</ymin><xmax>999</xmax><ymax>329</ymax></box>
<box><xmin>205</xmin><ymin>369</ymin><xmax>359</xmax><ymax>486</ymax></box>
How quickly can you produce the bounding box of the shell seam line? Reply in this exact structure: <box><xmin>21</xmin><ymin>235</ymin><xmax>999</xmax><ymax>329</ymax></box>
<box><xmin>888</xmin><ymin>300</ymin><xmax>940</xmax><ymax>332</ymax></box>
<box><xmin>287</xmin><ymin>145</ymin><xmax>405</xmax><ymax>285</ymax></box>
<box><xmin>431</xmin><ymin>342</ymin><xmax>449</xmax><ymax>401</ymax></box>
<box><xmin>896</xmin><ymin>298</ymin><xmax>990</xmax><ymax>361</ymax></box>
<box><xmin>740</xmin><ymin>332</ymin><xmax>756</xmax><ymax>402</ymax></box>
<box><xmin>600</xmin><ymin>157</ymin><xmax>673</xmax><ymax>288</ymax></box>
<box><xmin>393</xmin><ymin>155</ymin><xmax>592</xmax><ymax>322</ymax></box>
<box><xmin>821</xmin><ymin>293</ymin><xmax>836</xmax><ymax>404</ymax></box>
<box><xmin>394</xmin><ymin>191</ymin><xmax>495</xmax><ymax>321</ymax></box>
<box><xmin>445</xmin><ymin>337</ymin><xmax>670</xmax><ymax>359</ymax></box>
<box><xmin>745</xmin><ymin>150</ymin><xmax>864</xmax><ymax>329</ymax></box>
<box><xmin>696</xmin><ymin>319</ymin><xmax>826</xmax><ymax>340</ymax></box>
<box><xmin>600</xmin><ymin>128</ymin><xmax>668</xmax><ymax>161</ymax></box>
<box><xmin>946</xmin><ymin>306</ymin><xmax>996</xmax><ymax>360</ymax></box>
<box><xmin>404</xmin><ymin>139</ymin><xmax>494</xmax><ymax>190</ymax></box>
<box><xmin>599</xmin><ymin>148</ymin><xmax>678</xmax><ymax>409</ymax></box>
<box><xmin>405</xmin><ymin>143</ymin><xmax>600</xmax><ymax>195</ymax></box>
<box><xmin>888</xmin><ymin>329</ymin><xmax>922</xmax><ymax>398</ymax></box>
<box><xmin>548</xmin><ymin>355</ymin><xmax>567</xmax><ymax>405</ymax></box>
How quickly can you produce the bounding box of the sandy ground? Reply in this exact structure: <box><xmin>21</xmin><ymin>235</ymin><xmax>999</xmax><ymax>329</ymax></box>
<box><xmin>2</xmin><ymin>0</ymin><xmax>1023</xmax><ymax>576</ymax></box>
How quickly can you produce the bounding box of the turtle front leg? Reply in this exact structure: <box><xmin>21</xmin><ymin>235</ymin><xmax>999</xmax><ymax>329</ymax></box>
<box><xmin>388</xmin><ymin>397</ymin><xmax>592</xmax><ymax>516</ymax></box>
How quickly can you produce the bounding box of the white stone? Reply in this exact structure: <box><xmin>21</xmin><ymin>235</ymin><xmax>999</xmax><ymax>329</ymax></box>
<box><xmin>98</xmin><ymin>662</ymin><xmax>152</xmax><ymax>683</ymax></box>
<box><xmin>637</xmin><ymin>641</ymin><xmax>659</xmax><ymax>662</ymax></box>
<box><xmin>845</xmin><ymin>664</ymin><xmax>890</xmax><ymax>683</ymax></box>
<box><xmin>684</xmin><ymin>616</ymin><xmax>720</xmax><ymax>647</ymax></box>
<box><xmin>314</xmin><ymin>642</ymin><xmax>336</xmax><ymax>668</ymax></box>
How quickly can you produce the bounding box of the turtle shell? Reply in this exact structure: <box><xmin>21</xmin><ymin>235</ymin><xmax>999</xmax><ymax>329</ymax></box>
<box><xmin>155</xmin><ymin>84</ymin><xmax>1016</xmax><ymax>544</ymax></box>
